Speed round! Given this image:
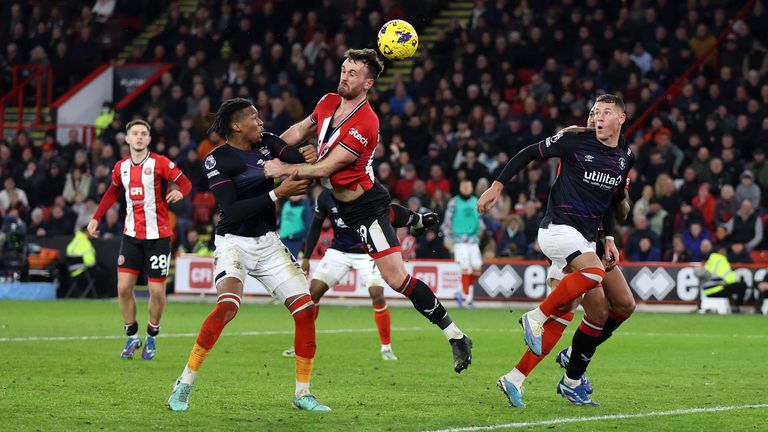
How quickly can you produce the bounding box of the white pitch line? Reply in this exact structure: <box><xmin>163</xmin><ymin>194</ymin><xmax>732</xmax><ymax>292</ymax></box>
<box><xmin>0</xmin><ymin>327</ymin><xmax>431</xmax><ymax>342</ymax></box>
<box><xmin>2</xmin><ymin>326</ymin><xmax>767</xmax><ymax>343</ymax></box>
<box><xmin>463</xmin><ymin>328</ymin><xmax>768</xmax><ymax>340</ymax></box>
<box><xmin>424</xmin><ymin>404</ymin><xmax>768</xmax><ymax>432</ymax></box>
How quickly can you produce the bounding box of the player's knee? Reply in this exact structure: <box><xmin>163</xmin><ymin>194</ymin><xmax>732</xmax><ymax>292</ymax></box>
<box><xmin>309</xmin><ymin>280</ymin><xmax>328</xmax><ymax>303</ymax></box>
<box><xmin>614</xmin><ymin>298</ymin><xmax>636</xmax><ymax>318</ymax></box>
<box><xmin>117</xmin><ymin>284</ymin><xmax>133</xmax><ymax>297</ymax></box>
<box><xmin>584</xmin><ymin>308</ymin><xmax>608</xmax><ymax>325</ymax></box>
<box><xmin>581</xmin><ymin>267</ymin><xmax>605</xmax><ymax>284</ymax></box>
<box><xmin>368</xmin><ymin>286</ymin><xmax>385</xmax><ymax>304</ymax></box>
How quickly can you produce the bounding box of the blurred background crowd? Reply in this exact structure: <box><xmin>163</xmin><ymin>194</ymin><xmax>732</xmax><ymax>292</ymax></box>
<box><xmin>1</xmin><ymin>0</ymin><xmax>768</xmax><ymax>265</ymax></box>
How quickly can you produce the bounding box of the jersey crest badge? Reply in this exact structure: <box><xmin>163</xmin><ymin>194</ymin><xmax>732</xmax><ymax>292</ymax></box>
<box><xmin>143</xmin><ymin>167</ymin><xmax>152</xmax><ymax>175</ymax></box>
<box><xmin>204</xmin><ymin>155</ymin><xmax>216</xmax><ymax>170</ymax></box>
<box><xmin>619</xmin><ymin>157</ymin><xmax>626</xmax><ymax>170</ymax></box>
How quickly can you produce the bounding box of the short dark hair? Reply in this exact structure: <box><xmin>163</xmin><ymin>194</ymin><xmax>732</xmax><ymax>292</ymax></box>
<box><xmin>594</xmin><ymin>94</ymin><xmax>625</xmax><ymax>112</ymax></box>
<box><xmin>126</xmin><ymin>119</ymin><xmax>151</xmax><ymax>133</ymax></box>
<box><xmin>344</xmin><ymin>48</ymin><xmax>384</xmax><ymax>80</ymax></box>
<box><xmin>208</xmin><ymin>98</ymin><xmax>253</xmax><ymax>139</ymax></box>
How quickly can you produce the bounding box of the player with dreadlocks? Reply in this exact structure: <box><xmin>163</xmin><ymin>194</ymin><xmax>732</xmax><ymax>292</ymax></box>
<box><xmin>167</xmin><ymin>98</ymin><xmax>332</xmax><ymax>411</ymax></box>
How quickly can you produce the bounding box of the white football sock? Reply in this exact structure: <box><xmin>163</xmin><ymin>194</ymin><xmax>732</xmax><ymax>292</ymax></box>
<box><xmin>505</xmin><ymin>368</ymin><xmax>526</xmax><ymax>388</ymax></box>
<box><xmin>179</xmin><ymin>365</ymin><xmax>197</xmax><ymax>385</ymax></box>
<box><xmin>442</xmin><ymin>322</ymin><xmax>464</xmax><ymax>340</ymax></box>
<box><xmin>295</xmin><ymin>381</ymin><xmax>310</xmax><ymax>398</ymax></box>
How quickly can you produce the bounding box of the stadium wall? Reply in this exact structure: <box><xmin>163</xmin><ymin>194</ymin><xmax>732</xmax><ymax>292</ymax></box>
<box><xmin>52</xmin><ymin>65</ymin><xmax>114</xmax><ymax>144</ymax></box>
<box><xmin>476</xmin><ymin>260</ymin><xmax>765</xmax><ymax>305</ymax></box>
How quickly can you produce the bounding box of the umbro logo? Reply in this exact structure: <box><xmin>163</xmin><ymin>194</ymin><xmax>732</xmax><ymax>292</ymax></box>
<box><xmin>584</xmin><ymin>155</ymin><xmax>594</xmax><ymax>162</ymax></box>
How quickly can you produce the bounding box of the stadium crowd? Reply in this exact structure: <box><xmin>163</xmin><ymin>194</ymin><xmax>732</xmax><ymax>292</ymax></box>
<box><xmin>1</xmin><ymin>0</ymin><xmax>768</xmax><ymax>264</ymax></box>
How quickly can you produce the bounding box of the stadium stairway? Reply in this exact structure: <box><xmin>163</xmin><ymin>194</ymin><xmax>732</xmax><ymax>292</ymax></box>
<box><xmin>2</xmin><ymin>107</ymin><xmax>53</xmax><ymax>146</ymax></box>
<box><xmin>375</xmin><ymin>1</ymin><xmax>474</xmax><ymax>92</ymax></box>
<box><xmin>115</xmin><ymin>0</ymin><xmax>198</xmax><ymax>64</ymax></box>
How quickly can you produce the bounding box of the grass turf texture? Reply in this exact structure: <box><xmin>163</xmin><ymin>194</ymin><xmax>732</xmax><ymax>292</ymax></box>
<box><xmin>0</xmin><ymin>300</ymin><xmax>766</xmax><ymax>431</ymax></box>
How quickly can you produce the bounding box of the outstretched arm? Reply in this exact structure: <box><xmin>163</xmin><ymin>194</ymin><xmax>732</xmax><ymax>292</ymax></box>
<box><xmin>264</xmin><ymin>145</ymin><xmax>356</xmax><ymax>180</ymax></box>
<box><xmin>478</xmin><ymin>144</ymin><xmax>542</xmax><ymax>214</ymax></box>
<box><xmin>280</xmin><ymin>116</ymin><xmax>315</xmax><ymax>147</ymax></box>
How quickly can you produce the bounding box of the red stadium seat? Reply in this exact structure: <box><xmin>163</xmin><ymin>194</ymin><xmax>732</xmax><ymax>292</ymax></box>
<box><xmin>192</xmin><ymin>192</ymin><xmax>217</xmax><ymax>225</ymax></box>
<box><xmin>750</xmin><ymin>250</ymin><xmax>768</xmax><ymax>264</ymax></box>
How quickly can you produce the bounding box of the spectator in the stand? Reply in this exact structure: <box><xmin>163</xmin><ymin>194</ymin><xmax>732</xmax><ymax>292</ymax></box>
<box><xmin>647</xmin><ymin>196</ymin><xmax>670</xmax><ymax>238</ymax></box>
<box><xmin>38</xmin><ymin>163</ymin><xmax>66</xmax><ymax>206</ymax></box>
<box><xmin>724</xmin><ymin>200</ymin><xmax>763</xmax><ymax>252</ymax></box>
<box><xmin>177</xmin><ymin>149</ymin><xmax>207</xmax><ymax>193</ymax></box>
<box><xmin>17</xmin><ymin>160</ymin><xmax>46</xmax><ymax>208</ymax></box>
<box><xmin>74</xmin><ymin>197</ymin><xmax>98</xmax><ymax>232</ymax></box>
<box><xmin>664</xmin><ymin>234</ymin><xmax>693</xmax><ymax>262</ymax></box>
<box><xmin>683</xmin><ymin>220</ymin><xmax>711</xmax><ymax>262</ymax></box>
<box><xmin>425</xmin><ymin>163</ymin><xmax>451</xmax><ymax>196</ymax></box>
<box><xmin>674</xmin><ymin>200</ymin><xmax>704</xmax><ymax>234</ymax></box>
<box><xmin>416</xmin><ymin>227</ymin><xmax>451</xmax><ymax>259</ymax></box>
<box><xmin>98</xmin><ymin>207</ymin><xmax>123</xmax><ymax>239</ymax></box>
<box><xmin>656</xmin><ymin>131</ymin><xmax>684</xmax><ymax>175</ymax></box>
<box><xmin>196</xmin><ymin>131</ymin><xmax>223</xmax><ymax>160</ymax></box>
<box><xmin>747</xmin><ymin>148</ymin><xmax>768</xmax><ymax>190</ymax></box>
<box><xmin>627</xmin><ymin>214</ymin><xmax>662</xmax><ymax>258</ymax></box>
<box><xmin>715</xmin><ymin>184</ymin><xmax>739</xmax><ymax>224</ymax></box>
<box><xmin>376</xmin><ymin>161</ymin><xmax>397</xmax><ymax>192</ymax></box>
<box><xmin>0</xmin><ymin>177</ymin><xmax>29</xmax><ymax>214</ymax></box>
<box><xmin>630</xmin><ymin>236</ymin><xmax>662</xmax><ymax>262</ymax></box>
<box><xmin>655</xmin><ymin>173</ymin><xmax>680</xmax><ymax>215</ymax></box>
<box><xmin>633</xmin><ymin>184</ymin><xmax>654</xmax><ymax>222</ymax></box>
<box><xmin>62</xmin><ymin>167</ymin><xmax>93</xmax><ymax>204</ymax></box>
<box><xmin>394</xmin><ymin>164</ymin><xmax>418</xmax><ymax>202</ymax></box>
<box><xmin>265</xmin><ymin>97</ymin><xmax>293</xmax><ymax>135</ymax></box>
<box><xmin>677</xmin><ymin>166</ymin><xmax>699</xmax><ymax>203</ymax></box>
<box><xmin>728</xmin><ymin>242</ymin><xmax>753</xmax><ymax>263</ymax></box>
<box><xmin>521</xmin><ymin>200</ymin><xmax>541</xmax><ymax>247</ymax></box>
<box><xmin>689</xmin><ymin>146</ymin><xmax>711</xmax><ymax>179</ymax></box>
<box><xmin>41</xmin><ymin>204</ymin><xmax>75</xmax><ymax>237</ymax></box>
<box><xmin>496</xmin><ymin>215</ymin><xmax>527</xmax><ymax>258</ymax></box>
<box><xmin>29</xmin><ymin>207</ymin><xmax>46</xmax><ymax>237</ymax></box>
<box><xmin>389</xmin><ymin>83</ymin><xmax>412</xmax><ymax>116</ymax></box>
<box><xmin>735</xmin><ymin>170</ymin><xmax>761</xmax><ymax>210</ymax></box>
<box><xmin>692</xmin><ymin>182</ymin><xmax>717</xmax><ymax>230</ymax></box>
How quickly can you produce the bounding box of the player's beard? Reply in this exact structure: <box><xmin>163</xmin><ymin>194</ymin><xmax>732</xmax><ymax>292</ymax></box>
<box><xmin>337</xmin><ymin>82</ymin><xmax>356</xmax><ymax>99</ymax></box>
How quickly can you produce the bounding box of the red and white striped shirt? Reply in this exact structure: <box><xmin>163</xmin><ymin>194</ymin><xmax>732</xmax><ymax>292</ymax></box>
<box><xmin>93</xmin><ymin>152</ymin><xmax>190</xmax><ymax>239</ymax></box>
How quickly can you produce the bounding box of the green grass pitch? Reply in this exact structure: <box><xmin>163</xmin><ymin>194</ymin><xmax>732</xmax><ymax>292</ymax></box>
<box><xmin>0</xmin><ymin>300</ymin><xmax>766</xmax><ymax>431</ymax></box>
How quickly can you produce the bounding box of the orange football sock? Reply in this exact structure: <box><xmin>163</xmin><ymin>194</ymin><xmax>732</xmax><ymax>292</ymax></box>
<box><xmin>515</xmin><ymin>310</ymin><xmax>574</xmax><ymax>375</ymax></box>
<box><xmin>539</xmin><ymin>268</ymin><xmax>604</xmax><ymax>316</ymax></box>
<box><xmin>373</xmin><ymin>303</ymin><xmax>391</xmax><ymax>345</ymax></box>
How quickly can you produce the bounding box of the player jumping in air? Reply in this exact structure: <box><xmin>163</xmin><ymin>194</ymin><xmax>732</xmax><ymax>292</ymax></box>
<box><xmin>87</xmin><ymin>119</ymin><xmax>191</xmax><ymax>360</ymax></box>
<box><xmin>265</xmin><ymin>48</ymin><xmax>473</xmax><ymax>373</ymax></box>
<box><xmin>167</xmin><ymin>98</ymin><xmax>331</xmax><ymax>412</ymax></box>
<box><xmin>282</xmin><ymin>188</ymin><xmax>399</xmax><ymax>361</ymax></box>
<box><xmin>479</xmin><ymin>94</ymin><xmax>634</xmax><ymax>403</ymax></box>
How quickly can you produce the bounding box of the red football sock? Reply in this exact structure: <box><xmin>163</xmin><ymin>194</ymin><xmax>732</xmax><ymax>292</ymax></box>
<box><xmin>290</xmin><ymin>295</ymin><xmax>316</xmax><ymax>385</ymax></box>
<box><xmin>515</xmin><ymin>310</ymin><xmax>574</xmax><ymax>375</ymax></box>
<box><xmin>461</xmin><ymin>274</ymin><xmax>472</xmax><ymax>296</ymax></box>
<box><xmin>539</xmin><ymin>268</ymin><xmax>604</xmax><ymax>316</ymax></box>
<box><xmin>290</xmin><ymin>295</ymin><xmax>317</xmax><ymax>359</ymax></box>
<box><xmin>372</xmin><ymin>302</ymin><xmax>391</xmax><ymax>345</ymax></box>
